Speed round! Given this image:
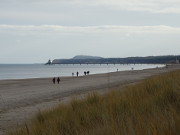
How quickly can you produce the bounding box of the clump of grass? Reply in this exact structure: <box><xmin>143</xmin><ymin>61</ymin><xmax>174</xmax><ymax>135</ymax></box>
<box><xmin>8</xmin><ymin>70</ymin><xmax>180</xmax><ymax>135</ymax></box>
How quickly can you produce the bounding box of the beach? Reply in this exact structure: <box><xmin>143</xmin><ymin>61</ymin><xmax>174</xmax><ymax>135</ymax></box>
<box><xmin>0</xmin><ymin>64</ymin><xmax>180</xmax><ymax>134</ymax></box>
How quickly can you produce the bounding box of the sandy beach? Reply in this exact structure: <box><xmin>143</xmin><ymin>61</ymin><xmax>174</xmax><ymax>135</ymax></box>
<box><xmin>0</xmin><ymin>64</ymin><xmax>180</xmax><ymax>134</ymax></box>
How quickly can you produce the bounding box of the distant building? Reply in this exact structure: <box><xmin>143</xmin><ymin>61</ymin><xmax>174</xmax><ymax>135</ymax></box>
<box><xmin>176</xmin><ymin>58</ymin><xmax>179</xmax><ymax>64</ymax></box>
<box><xmin>45</xmin><ymin>59</ymin><xmax>52</xmax><ymax>65</ymax></box>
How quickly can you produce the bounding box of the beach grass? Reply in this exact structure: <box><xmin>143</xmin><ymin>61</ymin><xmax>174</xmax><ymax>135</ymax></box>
<box><xmin>8</xmin><ymin>70</ymin><xmax>180</xmax><ymax>135</ymax></box>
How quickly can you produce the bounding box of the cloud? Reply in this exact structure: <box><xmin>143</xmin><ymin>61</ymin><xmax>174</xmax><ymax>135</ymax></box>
<box><xmin>0</xmin><ymin>24</ymin><xmax>180</xmax><ymax>63</ymax></box>
<box><xmin>0</xmin><ymin>25</ymin><xmax>180</xmax><ymax>34</ymax></box>
<box><xmin>1</xmin><ymin>0</ymin><xmax>180</xmax><ymax>14</ymax></box>
<box><xmin>78</xmin><ymin>0</ymin><xmax>180</xmax><ymax>13</ymax></box>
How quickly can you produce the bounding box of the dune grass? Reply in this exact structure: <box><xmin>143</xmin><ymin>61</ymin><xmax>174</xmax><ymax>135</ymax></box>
<box><xmin>8</xmin><ymin>70</ymin><xmax>180</xmax><ymax>135</ymax></box>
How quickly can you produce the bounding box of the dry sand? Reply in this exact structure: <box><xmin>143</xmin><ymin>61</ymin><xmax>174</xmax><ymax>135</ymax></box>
<box><xmin>0</xmin><ymin>64</ymin><xmax>180</xmax><ymax>134</ymax></box>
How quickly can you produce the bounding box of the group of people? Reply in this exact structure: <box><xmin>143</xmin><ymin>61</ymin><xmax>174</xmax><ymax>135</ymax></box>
<box><xmin>84</xmin><ymin>71</ymin><xmax>90</xmax><ymax>76</ymax></box>
<box><xmin>53</xmin><ymin>71</ymin><xmax>90</xmax><ymax>84</ymax></box>
<box><xmin>72</xmin><ymin>71</ymin><xmax>90</xmax><ymax>77</ymax></box>
<box><xmin>52</xmin><ymin>77</ymin><xmax>60</xmax><ymax>84</ymax></box>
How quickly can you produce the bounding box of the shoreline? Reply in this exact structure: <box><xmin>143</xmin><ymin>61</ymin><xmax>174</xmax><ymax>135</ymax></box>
<box><xmin>0</xmin><ymin>64</ymin><xmax>164</xmax><ymax>81</ymax></box>
<box><xmin>0</xmin><ymin>64</ymin><xmax>164</xmax><ymax>82</ymax></box>
<box><xmin>0</xmin><ymin>64</ymin><xmax>179</xmax><ymax>134</ymax></box>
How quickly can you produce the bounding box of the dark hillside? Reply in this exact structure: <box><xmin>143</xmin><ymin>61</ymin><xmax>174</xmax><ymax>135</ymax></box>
<box><xmin>52</xmin><ymin>55</ymin><xmax>180</xmax><ymax>64</ymax></box>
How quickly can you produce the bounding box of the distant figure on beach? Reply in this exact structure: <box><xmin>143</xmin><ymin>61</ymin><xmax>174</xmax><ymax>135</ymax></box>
<box><xmin>57</xmin><ymin>77</ymin><xmax>60</xmax><ymax>84</ymax></box>
<box><xmin>52</xmin><ymin>77</ymin><xmax>55</xmax><ymax>84</ymax></box>
<box><xmin>117</xmin><ymin>69</ymin><xmax>118</xmax><ymax>71</ymax></box>
<box><xmin>84</xmin><ymin>71</ymin><xmax>87</xmax><ymax>76</ymax></box>
<box><xmin>87</xmin><ymin>71</ymin><xmax>90</xmax><ymax>75</ymax></box>
<box><xmin>72</xmin><ymin>72</ymin><xmax>74</xmax><ymax>76</ymax></box>
<box><xmin>76</xmin><ymin>72</ymin><xmax>79</xmax><ymax>77</ymax></box>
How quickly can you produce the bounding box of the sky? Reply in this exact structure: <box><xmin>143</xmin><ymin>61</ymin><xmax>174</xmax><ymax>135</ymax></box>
<box><xmin>0</xmin><ymin>0</ymin><xmax>180</xmax><ymax>63</ymax></box>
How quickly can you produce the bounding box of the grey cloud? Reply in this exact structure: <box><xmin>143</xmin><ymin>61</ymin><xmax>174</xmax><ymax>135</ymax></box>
<box><xmin>0</xmin><ymin>0</ymin><xmax>180</xmax><ymax>63</ymax></box>
<box><xmin>0</xmin><ymin>25</ymin><xmax>180</xmax><ymax>34</ymax></box>
<box><xmin>1</xmin><ymin>0</ymin><xmax>180</xmax><ymax>14</ymax></box>
<box><xmin>0</xmin><ymin>0</ymin><xmax>180</xmax><ymax>27</ymax></box>
<box><xmin>58</xmin><ymin>0</ymin><xmax>180</xmax><ymax>14</ymax></box>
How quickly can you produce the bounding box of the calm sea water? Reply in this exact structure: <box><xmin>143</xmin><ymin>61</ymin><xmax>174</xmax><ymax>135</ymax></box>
<box><xmin>0</xmin><ymin>64</ymin><xmax>164</xmax><ymax>80</ymax></box>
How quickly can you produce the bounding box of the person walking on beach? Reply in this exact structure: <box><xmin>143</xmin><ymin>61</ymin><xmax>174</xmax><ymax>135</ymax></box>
<box><xmin>76</xmin><ymin>72</ymin><xmax>79</xmax><ymax>77</ymax></box>
<box><xmin>57</xmin><ymin>77</ymin><xmax>60</xmax><ymax>84</ymax></box>
<box><xmin>87</xmin><ymin>71</ymin><xmax>90</xmax><ymax>75</ymax></box>
<box><xmin>52</xmin><ymin>77</ymin><xmax>55</xmax><ymax>84</ymax></box>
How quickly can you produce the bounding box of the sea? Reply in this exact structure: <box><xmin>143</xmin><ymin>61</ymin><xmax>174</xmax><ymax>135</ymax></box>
<box><xmin>0</xmin><ymin>64</ymin><xmax>164</xmax><ymax>80</ymax></box>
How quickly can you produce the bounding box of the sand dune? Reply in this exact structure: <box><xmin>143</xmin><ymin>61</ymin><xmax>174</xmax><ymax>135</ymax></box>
<box><xmin>0</xmin><ymin>64</ymin><xmax>180</xmax><ymax>134</ymax></box>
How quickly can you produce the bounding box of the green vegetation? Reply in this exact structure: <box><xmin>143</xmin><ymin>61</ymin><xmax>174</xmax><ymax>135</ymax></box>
<box><xmin>9</xmin><ymin>70</ymin><xmax>180</xmax><ymax>135</ymax></box>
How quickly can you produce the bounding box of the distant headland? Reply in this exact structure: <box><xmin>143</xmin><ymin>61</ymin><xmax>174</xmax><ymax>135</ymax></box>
<box><xmin>46</xmin><ymin>55</ymin><xmax>180</xmax><ymax>65</ymax></box>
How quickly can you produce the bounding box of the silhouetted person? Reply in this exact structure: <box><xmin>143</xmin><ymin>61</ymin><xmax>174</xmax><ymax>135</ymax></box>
<box><xmin>72</xmin><ymin>72</ymin><xmax>74</xmax><ymax>76</ymax></box>
<box><xmin>84</xmin><ymin>71</ymin><xmax>86</xmax><ymax>76</ymax></box>
<box><xmin>52</xmin><ymin>77</ymin><xmax>55</xmax><ymax>84</ymax></box>
<box><xmin>57</xmin><ymin>77</ymin><xmax>60</xmax><ymax>84</ymax></box>
<box><xmin>76</xmin><ymin>72</ymin><xmax>79</xmax><ymax>77</ymax></box>
<box><xmin>87</xmin><ymin>71</ymin><xmax>90</xmax><ymax>75</ymax></box>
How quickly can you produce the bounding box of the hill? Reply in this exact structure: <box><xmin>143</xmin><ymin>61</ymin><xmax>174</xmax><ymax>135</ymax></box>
<box><xmin>52</xmin><ymin>55</ymin><xmax>180</xmax><ymax>64</ymax></box>
<box><xmin>73</xmin><ymin>55</ymin><xmax>103</xmax><ymax>59</ymax></box>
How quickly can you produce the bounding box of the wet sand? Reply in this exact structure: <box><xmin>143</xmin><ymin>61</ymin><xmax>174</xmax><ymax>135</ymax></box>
<box><xmin>0</xmin><ymin>64</ymin><xmax>180</xmax><ymax>134</ymax></box>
